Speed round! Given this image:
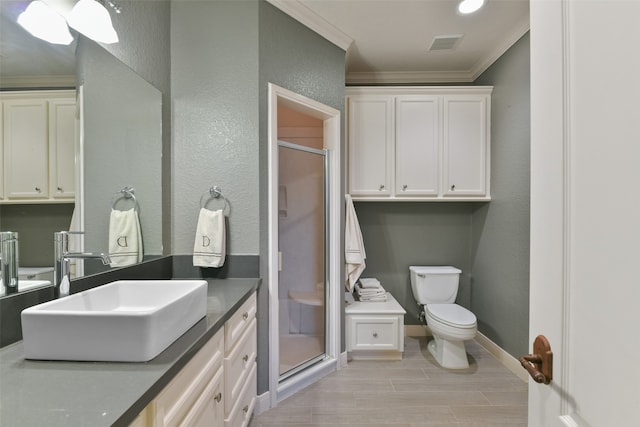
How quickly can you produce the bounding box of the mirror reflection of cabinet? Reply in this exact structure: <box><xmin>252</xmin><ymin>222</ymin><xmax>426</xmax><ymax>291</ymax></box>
<box><xmin>1</xmin><ymin>90</ymin><xmax>76</xmax><ymax>203</ymax></box>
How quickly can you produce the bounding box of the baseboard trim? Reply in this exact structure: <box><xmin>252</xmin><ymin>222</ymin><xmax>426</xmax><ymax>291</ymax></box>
<box><xmin>405</xmin><ymin>324</ymin><xmax>430</xmax><ymax>336</ymax></box>
<box><xmin>339</xmin><ymin>350</ymin><xmax>348</xmax><ymax>368</ymax></box>
<box><xmin>254</xmin><ymin>391</ymin><xmax>271</xmax><ymax>415</ymax></box>
<box><xmin>474</xmin><ymin>332</ymin><xmax>528</xmax><ymax>383</ymax></box>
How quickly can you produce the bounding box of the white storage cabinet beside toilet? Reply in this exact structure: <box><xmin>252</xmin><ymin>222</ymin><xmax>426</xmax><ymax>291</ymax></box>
<box><xmin>345</xmin><ymin>292</ymin><xmax>406</xmax><ymax>360</ymax></box>
<box><xmin>409</xmin><ymin>266</ymin><xmax>477</xmax><ymax>369</ymax></box>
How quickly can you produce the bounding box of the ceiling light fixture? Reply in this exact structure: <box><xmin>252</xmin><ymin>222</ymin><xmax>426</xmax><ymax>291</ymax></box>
<box><xmin>16</xmin><ymin>0</ymin><xmax>120</xmax><ymax>45</ymax></box>
<box><xmin>67</xmin><ymin>0</ymin><xmax>119</xmax><ymax>44</ymax></box>
<box><xmin>17</xmin><ymin>0</ymin><xmax>74</xmax><ymax>45</ymax></box>
<box><xmin>458</xmin><ymin>0</ymin><xmax>486</xmax><ymax>15</ymax></box>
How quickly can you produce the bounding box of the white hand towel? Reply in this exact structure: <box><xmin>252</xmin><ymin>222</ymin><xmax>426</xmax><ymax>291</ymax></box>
<box><xmin>109</xmin><ymin>208</ymin><xmax>143</xmax><ymax>267</ymax></box>
<box><xmin>193</xmin><ymin>208</ymin><xmax>226</xmax><ymax>268</ymax></box>
<box><xmin>345</xmin><ymin>194</ymin><xmax>366</xmax><ymax>292</ymax></box>
<box><xmin>359</xmin><ymin>278</ymin><xmax>382</xmax><ymax>289</ymax></box>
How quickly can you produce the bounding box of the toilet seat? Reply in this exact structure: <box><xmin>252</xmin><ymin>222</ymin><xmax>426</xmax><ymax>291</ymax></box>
<box><xmin>425</xmin><ymin>304</ymin><xmax>476</xmax><ymax>328</ymax></box>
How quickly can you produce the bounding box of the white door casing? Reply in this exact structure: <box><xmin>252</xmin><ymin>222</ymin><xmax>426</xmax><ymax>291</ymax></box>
<box><xmin>529</xmin><ymin>1</ymin><xmax>640</xmax><ymax>425</ymax></box>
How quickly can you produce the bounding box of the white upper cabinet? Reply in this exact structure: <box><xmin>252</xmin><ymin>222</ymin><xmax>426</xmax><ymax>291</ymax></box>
<box><xmin>347</xmin><ymin>95</ymin><xmax>393</xmax><ymax>196</ymax></box>
<box><xmin>1</xmin><ymin>91</ymin><xmax>77</xmax><ymax>204</ymax></box>
<box><xmin>346</xmin><ymin>87</ymin><xmax>492</xmax><ymax>201</ymax></box>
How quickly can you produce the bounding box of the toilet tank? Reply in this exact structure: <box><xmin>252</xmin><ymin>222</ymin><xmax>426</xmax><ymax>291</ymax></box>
<box><xmin>409</xmin><ymin>266</ymin><xmax>461</xmax><ymax>304</ymax></box>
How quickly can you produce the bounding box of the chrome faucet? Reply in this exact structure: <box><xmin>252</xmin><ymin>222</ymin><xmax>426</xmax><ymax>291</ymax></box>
<box><xmin>54</xmin><ymin>231</ymin><xmax>111</xmax><ymax>298</ymax></box>
<box><xmin>1</xmin><ymin>231</ymin><xmax>19</xmax><ymax>295</ymax></box>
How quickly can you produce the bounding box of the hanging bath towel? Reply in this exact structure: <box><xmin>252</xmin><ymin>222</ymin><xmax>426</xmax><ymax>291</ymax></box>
<box><xmin>193</xmin><ymin>208</ymin><xmax>226</xmax><ymax>268</ymax></box>
<box><xmin>109</xmin><ymin>208</ymin><xmax>143</xmax><ymax>267</ymax></box>
<box><xmin>345</xmin><ymin>194</ymin><xmax>366</xmax><ymax>292</ymax></box>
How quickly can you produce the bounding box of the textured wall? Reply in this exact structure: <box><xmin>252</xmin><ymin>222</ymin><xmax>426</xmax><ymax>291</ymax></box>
<box><xmin>354</xmin><ymin>202</ymin><xmax>476</xmax><ymax>323</ymax></box>
<box><xmin>472</xmin><ymin>33</ymin><xmax>530</xmax><ymax>358</ymax></box>
<box><xmin>171</xmin><ymin>0</ymin><xmax>260</xmax><ymax>255</ymax></box>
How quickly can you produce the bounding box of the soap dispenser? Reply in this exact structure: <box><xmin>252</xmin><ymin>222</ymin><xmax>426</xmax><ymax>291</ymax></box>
<box><xmin>0</xmin><ymin>231</ymin><xmax>19</xmax><ymax>295</ymax></box>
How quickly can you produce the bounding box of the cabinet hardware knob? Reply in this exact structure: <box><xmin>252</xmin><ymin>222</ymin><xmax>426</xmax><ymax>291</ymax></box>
<box><xmin>451</xmin><ymin>184</ymin><xmax>456</xmax><ymax>191</ymax></box>
<box><xmin>402</xmin><ymin>185</ymin><xmax>408</xmax><ymax>191</ymax></box>
<box><xmin>373</xmin><ymin>332</ymin><xmax>378</xmax><ymax>338</ymax></box>
<box><xmin>35</xmin><ymin>187</ymin><xmax>41</xmax><ymax>192</ymax></box>
<box><xmin>242</xmin><ymin>312</ymin><xmax>249</xmax><ymax>320</ymax></box>
<box><xmin>214</xmin><ymin>392</ymin><xmax>222</xmax><ymax>403</ymax></box>
<box><xmin>379</xmin><ymin>184</ymin><xmax>385</xmax><ymax>191</ymax></box>
<box><xmin>242</xmin><ymin>354</ymin><xmax>249</xmax><ymax>363</ymax></box>
<box><xmin>243</xmin><ymin>405</ymin><xmax>249</xmax><ymax>414</ymax></box>
<box><xmin>57</xmin><ymin>186</ymin><xmax>63</xmax><ymax>192</ymax></box>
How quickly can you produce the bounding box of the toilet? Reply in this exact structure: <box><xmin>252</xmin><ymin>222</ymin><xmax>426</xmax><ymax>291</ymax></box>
<box><xmin>409</xmin><ymin>266</ymin><xmax>477</xmax><ymax>369</ymax></box>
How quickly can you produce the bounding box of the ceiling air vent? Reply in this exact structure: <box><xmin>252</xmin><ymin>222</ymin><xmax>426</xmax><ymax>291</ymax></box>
<box><xmin>428</xmin><ymin>35</ymin><xmax>464</xmax><ymax>51</ymax></box>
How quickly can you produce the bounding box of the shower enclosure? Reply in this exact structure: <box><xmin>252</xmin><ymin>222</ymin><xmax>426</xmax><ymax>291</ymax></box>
<box><xmin>277</xmin><ymin>140</ymin><xmax>328</xmax><ymax>381</ymax></box>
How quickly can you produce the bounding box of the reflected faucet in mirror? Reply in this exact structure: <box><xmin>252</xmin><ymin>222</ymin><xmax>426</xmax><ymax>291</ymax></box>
<box><xmin>54</xmin><ymin>231</ymin><xmax>110</xmax><ymax>298</ymax></box>
<box><xmin>0</xmin><ymin>232</ymin><xmax>19</xmax><ymax>295</ymax></box>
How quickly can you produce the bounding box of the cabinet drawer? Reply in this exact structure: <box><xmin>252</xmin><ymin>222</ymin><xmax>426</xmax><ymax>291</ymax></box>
<box><xmin>224</xmin><ymin>361</ymin><xmax>257</xmax><ymax>427</ymax></box>
<box><xmin>224</xmin><ymin>318</ymin><xmax>257</xmax><ymax>415</ymax></box>
<box><xmin>178</xmin><ymin>365</ymin><xmax>224</xmax><ymax>427</ymax></box>
<box><xmin>155</xmin><ymin>329</ymin><xmax>224</xmax><ymax>427</ymax></box>
<box><xmin>347</xmin><ymin>315</ymin><xmax>401</xmax><ymax>351</ymax></box>
<box><xmin>225</xmin><ymin>293</ymin><xmax>256</xmax><ymax>353</ymax></box>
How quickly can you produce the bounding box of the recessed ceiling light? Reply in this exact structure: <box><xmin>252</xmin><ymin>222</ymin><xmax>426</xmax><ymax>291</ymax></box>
<box><xmin>458</xmin><ymin>0</ymin><xmax>486</xmax><ymax>15</ymax></box>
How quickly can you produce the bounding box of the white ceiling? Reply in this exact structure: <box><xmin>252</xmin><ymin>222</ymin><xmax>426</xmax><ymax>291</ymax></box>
<box><xmin>1</xmin><ymin>0</ymin><xmax>530</xmax><ymax>87</ymax></box>
<box><xmin>269</xmin><ymin>0</ymin><xmax>530</xmax><ymax>84</ymax></box>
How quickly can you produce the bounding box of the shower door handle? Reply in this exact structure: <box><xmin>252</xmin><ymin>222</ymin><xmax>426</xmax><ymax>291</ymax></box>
<box><xmin>519</xmin><ymin>335</ymin><xmax>553</xmax><ymax>385</ymax></box>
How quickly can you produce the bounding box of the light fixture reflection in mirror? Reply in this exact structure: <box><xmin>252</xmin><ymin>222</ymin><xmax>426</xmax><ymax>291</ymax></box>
<box><xmin>17</xmin><ymin>0</ymin><xmax>120</xmax><ymax>45</ymax></box>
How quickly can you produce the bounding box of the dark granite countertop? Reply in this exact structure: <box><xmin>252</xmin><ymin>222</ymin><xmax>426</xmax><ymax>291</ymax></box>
<box><xmin>0</xmin><ymin>278</ymin><xmax>260</xmax><ymax>427</ymax></box>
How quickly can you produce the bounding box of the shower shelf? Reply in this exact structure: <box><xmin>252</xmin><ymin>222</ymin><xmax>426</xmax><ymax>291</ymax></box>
<box><xmin>288</xmin><ymin>290</ymin><xmax>323</xmax><ymax>306</ymax></box>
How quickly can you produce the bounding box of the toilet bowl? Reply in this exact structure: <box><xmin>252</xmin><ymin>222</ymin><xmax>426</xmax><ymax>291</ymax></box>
<box><xmin>409</xmin><ymin>266</ymin><xmax>477</xmax><ymax>369</ymax></box>
<box><xmin>424</xmin><ymin>303</ymin><xmax>477</xmax><ymax>369</ymax></box>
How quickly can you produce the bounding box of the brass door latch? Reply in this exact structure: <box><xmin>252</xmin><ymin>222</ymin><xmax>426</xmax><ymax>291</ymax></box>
<box><xmin>519</xmin><ymin>335</ymin><xmax>553</xmax><ymax>385</ymax></box>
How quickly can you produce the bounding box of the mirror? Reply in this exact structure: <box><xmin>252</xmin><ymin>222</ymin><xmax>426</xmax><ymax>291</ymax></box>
<box><xmin>0</xmin><ymin>1</ymin><xmax>162</xmax><ymax>292</ymax></box>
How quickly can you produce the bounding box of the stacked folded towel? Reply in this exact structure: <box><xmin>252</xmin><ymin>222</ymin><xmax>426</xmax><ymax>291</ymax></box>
<box><xmin>355</xmin><ymin>278</ymin><xmax>387</xmax><ymax>302</ymax></box>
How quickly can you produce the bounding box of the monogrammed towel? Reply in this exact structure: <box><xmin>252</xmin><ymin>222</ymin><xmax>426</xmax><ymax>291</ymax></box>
<box><xmin>193</xmin><ymin>208</ymin><xmax>226</xmax><ymax>268</ymax></box>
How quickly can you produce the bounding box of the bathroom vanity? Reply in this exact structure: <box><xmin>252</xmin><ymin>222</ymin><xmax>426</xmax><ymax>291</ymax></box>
<box><xmin>0</xmin><ymin>278</ymin><xmax>259</xmax><ymax>427</ymax></box>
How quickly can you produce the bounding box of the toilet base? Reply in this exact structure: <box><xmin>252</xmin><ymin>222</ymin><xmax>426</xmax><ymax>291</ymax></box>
<box><xmin>427</xmin><ymin>335</ymin><xmax>470</xmax><ymax>369</ymax></box>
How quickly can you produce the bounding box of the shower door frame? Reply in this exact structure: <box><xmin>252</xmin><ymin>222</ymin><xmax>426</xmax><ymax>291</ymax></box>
<box><xmin>267</xmin><ymin>83</ymin><xmax>342</xmax><ymax>408</ymax></box>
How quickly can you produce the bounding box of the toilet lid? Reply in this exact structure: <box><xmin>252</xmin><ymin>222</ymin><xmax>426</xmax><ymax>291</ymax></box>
<box><xmin>426</xmin><ymin>304</ymin><xmax>477</xmax><ymax>328</ymax></box>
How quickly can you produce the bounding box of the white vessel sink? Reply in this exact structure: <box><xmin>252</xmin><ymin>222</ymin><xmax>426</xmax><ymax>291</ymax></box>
<box><xmin>21</xmin><ymin>280</ymin><xmax>208</xmax><ymax>362</ymax></box>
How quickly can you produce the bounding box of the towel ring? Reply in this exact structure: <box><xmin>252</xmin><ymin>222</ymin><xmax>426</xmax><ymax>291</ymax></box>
<box><xmin>111</xmin><ymin>186</ymin><xmax>139</xmax><ymax>212</ymax></box>
<box><xmin>200</xmin><ymin>185</ymin><xmax>230</xmax><ymax>215</ymax></box>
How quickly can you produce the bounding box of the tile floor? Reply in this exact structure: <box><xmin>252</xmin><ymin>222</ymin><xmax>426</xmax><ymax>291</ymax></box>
<box><xmin>250</xmin><ymin>336</ymin><xmax>528</xmax><ymax>426</ymax></box>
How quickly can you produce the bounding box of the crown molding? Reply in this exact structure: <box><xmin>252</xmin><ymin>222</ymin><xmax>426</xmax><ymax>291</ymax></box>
<box><xmin>346</xmin><ymin>70</ymin><xmax>475</xmax><ymax>85</ymax></box>
<box><xmin>266</xmin><ymin>0</ymin><xmax>353</xmax><ymax>51</ymax></box>
<box><xmin>0</xmin><ymin>75</ymin><xmax>76</xmax><ymax>89</ymax></box>
<box><xmin>469</xmin><ymin>18</ymin><xmax>530</xmax><ymax>81</ymax></box>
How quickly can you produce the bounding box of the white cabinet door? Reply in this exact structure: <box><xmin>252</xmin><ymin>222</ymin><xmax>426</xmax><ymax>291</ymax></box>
<box><xmin>442</xmin><ymin>95</ymin><xmax>489</xmax><ymax>197</ymax></box>
<box><xmin>3</xmin><ymin>99</ymin><xmax>49</xmax><ymax>199</ymax></box>
<box><xmin>347</xmin><ymin>96</ymin><xmax>393</xmax><ymax>196</ymax></box>
<box><xmin>178</xmin><ymin>367</ymin><xmax>225</xmax><ymax>427</ymax></box>
<box><xmin>49</xmin><ymin>99</ymin><xmax>76</xmax><ymax>199</ymax></box>
<box><xmin>395</xmin><ymin>96</ymin><xmax>439</xmax><ymax>197</ymax></box>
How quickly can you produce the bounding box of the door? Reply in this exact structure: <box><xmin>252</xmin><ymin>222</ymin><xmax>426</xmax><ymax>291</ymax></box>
<box><xmin>395</xmin><ymin>95</ymin><xmax>439</xmax><ymax>197</ymax></box>
<box><xmin>347</xmin><ymin>95</ymin><xmax>393</xmax><ymax>196</ymax></box>
<box><xmin>529</xmin><ymin>1</ymin><xmax>640</xmax><ymax>425</ymax></box>
<box><xmin>277</xmin><ymin>140</ymin><xmax>328</xmax><ymax>380</ymax></box>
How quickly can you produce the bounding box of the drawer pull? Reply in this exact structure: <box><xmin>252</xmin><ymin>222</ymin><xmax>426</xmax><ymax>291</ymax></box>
<box><xmin>242</xmin><ymin>354</ymin><xmax>249</xmax><ymax>363</ymax></box>
<box><xmin>373</xmin><ymin>332</ymin><xmax>378</xmax><ymax>338</ymax></box>
<box><xmin>57</xmin><ymin>186</ymin><xmax>63</xmax><ymax>192</ymax></box>
<box><xmin>242</xmin><ymin>312</ymin><xmax>249</xmax><ymax>320</ymax></box>
<box><xmin>35</xmin><ymin>187</ymin><xmax>41</xmax><ymax>192</ymax></box>
<box><xmin>243</xmin><ymin>405</ymin><xmax>249</xmax><ymax>414</ymax></box>
<box><xmin>214</xmin><ymin>392</ymin><xmax>222</xmax><ymax>403</ymax></box>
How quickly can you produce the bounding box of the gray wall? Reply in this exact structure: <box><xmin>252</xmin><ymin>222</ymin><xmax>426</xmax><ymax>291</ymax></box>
<box><xmin>471</xmin><ymin>33</ymin><xmax>530</xmax><ymax>358</ymax></box>
<box><xmin>171</xmin><ymin>0</ymin><xmax>260</xmax><ymax>256</ymax></box>
<box><xmin>171</xmin><ymin>0</ymin><xmax>345</xmax><ymax>395</ymax></box>
<box><xmin>355</xmin><ymin>33</ymin><xmax>530</xmax><ymax>359</ymax></box>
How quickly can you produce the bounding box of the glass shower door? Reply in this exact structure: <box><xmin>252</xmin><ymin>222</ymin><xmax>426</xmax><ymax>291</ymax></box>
<box><xmin>277</xmin><ymin>140</ymin><xmax>328</xmax><ymax>380</ymax></box>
